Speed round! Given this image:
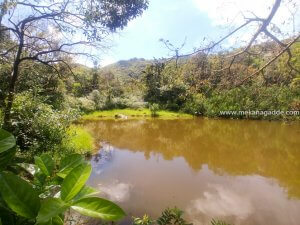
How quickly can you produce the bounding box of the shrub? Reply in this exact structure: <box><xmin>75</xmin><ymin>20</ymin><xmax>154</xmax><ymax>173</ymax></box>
<box><xmin>182</xmin><ymin>94</ymin><xmax>206</xmax><ymax>115</ymax></box>
<box><xmin>10</xmin><ymin>92</ymin><xmax>77</xmax><ymax>155</ymax></box>
<box><xmin>88</xmin><ymin>90</ymin><xmax>107</xmax><ymax>110</ymax></box>
<box><xmin>132</xmin><ymin>207</ymin><xmax>232</xmax><ymax>225</ymax></box>
<box><xmin>78</xmin><ymin>97</ymin><xmax>96</xmax><ymax>112</ymax></box>
<box><xmin>149</xmin><ymin>103</ymin><xmax>159</xmax><ymax>117</ymax></box>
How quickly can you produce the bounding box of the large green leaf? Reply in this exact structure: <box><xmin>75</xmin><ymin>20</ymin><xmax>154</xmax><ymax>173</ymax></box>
<box><xmin>36</xmin><ymin>198</ymin><xmax>68</xmax><ymax>224</ymax></box>
<box><xmin>71</xmin><ymin>197</ymin><xmax>126</xmax><ymax>221</ymax></box>
<box><xmin>0</xmin><ymin>130</ymin><xmax>16</xmax><ymax>153</ymax></box>
<box><xmin>35</xmin><ymin>216</ymin><xmax>64</xmax><ymax>225</ymax></box>
<box><xmin>61</xmin><ymin>163</ymin><xmax>92</xmax><ymax>202</ymax></box>
<box><xmin>35</xmin><ymin>154</ymin><xmax>55</xmax><ymax>176</ymax></box>
<box><xmin>57</xmin><ymin>154</ymin><xmax>84</xmax><ymax>178</ymax></box>
<box><xmin>0</xmin><ymin>172</ymin><xmax>40</xmax><ymax>218</ymax></box>
<box><xmin>0</xmin><ymin>147</ymin><xmax>16</xmax><ymax>169</ymax></box>
<box><xmin>72</xmin><ymin>185</ymin><xmax>100</xmax><ymax>202</ymax></box>
<box><xmin>36</xmin><ymin>216</ymin><xmax>64</xmax><ymax>225</ymax></box>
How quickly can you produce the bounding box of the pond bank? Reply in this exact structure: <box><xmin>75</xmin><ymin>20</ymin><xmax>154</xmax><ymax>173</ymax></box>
<box><xmin>80</xmin><ymin>109</ymin><xmax>193</xmax><ymax>121</ymax></box>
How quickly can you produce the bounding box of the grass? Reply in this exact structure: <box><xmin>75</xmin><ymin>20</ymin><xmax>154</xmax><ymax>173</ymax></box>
<box><xmin>63</xmin><ymin>125</ymin><xmax>95</xmax><ymax>154</ymax></box>
<box><xmin>80</xmin><ymin>108</ymin><xmax>193</xmax><ymax>121</ymax></box>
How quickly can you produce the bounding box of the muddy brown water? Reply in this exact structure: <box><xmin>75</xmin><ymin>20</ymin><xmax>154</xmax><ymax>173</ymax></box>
<box><xmin>83</xmin><ymin>118</ymin><xmax>300</xmax><ymax>225</ymax></box>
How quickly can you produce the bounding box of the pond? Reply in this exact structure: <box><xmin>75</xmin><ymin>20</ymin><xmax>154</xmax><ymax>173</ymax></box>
<box><xmin>83</xmin><ymin>118</ymin><xmax>300</xmax><ymax>225</ymax></box>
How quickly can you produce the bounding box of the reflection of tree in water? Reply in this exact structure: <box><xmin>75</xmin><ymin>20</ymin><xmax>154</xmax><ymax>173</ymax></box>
<box><xmin>83</xmin><ymin>119</ymin><xmax>300</xmax><ymax>198</ymax></box>
<box><xmin>92</xmin><ymin>142</ymin><xmax>114</xmax><ymax>164</ymax></box>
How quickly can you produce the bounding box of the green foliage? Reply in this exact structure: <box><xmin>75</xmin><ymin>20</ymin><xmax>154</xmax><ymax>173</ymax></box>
<box><xmin>133</xmin><ymin>215</ymin><xmax>154</xmax><ymax>225</ymax></box>
<box><xmin>211</xmin><ymin>219</ymin><xmax>232</xmax><ymax>225</ymax></box>
<box><xmin>156</xmin><ymin>208</ymin><xmax>191</xmax><ymax>225</ymax></box>
<box><xmin>132</xmin><ymin>208</ymin><xmax>232</xmax><ymax>225</ymax></box>
<box><xmin>63</xmin><ymin>125</ymin><xmax>94</xmax><ymax>155</ymax></box>
<box><xmin>202</xmin><ymin>85</ymin><xmax>298</xmax><ymax>119</ymax></box>
<box><xmin>0</xmin><ymin>129</ymin><xmax>126</xmax><ymax>225</ymax></box>
<box><xmin>57</xmin><ymin>153</ymin><xmax>85</xmax><ymax>178</ymax></box>
<box><xmin>0</xmin><ymin>171</ymin><xmax>41</xmax><ymax>219</ymax></box>
<box><xmin>0</xmin><ymin>129</ymin><xmax>15</xmax><ymax>153</ymax></box>
<box><xmin>61</xmin><ymin>163</ymin><xmax>92</xmax><ymax>202</ymax></box>
<box><xmin>36</xmin><ymin>198</ymin><xmax>68</xmax><ymax>224</ymax></box>
<box><xmin>71</xmin><ymin>197</ymin><xmax>126</xmax><ymax>221</ymax></box>
<box><xmin>9</xmin><ymin>92</ymin><xmax>78</xmax><ymax>155</ymax></box>
<box><xmin>132</xmin><ymin>207</ymin><xmax>191</xmax><ymax>225</ymax></box>
<box><xmin>182</xmin><ymin>94</ymin><xmax>206</xmax><ymax>115</ymax></box>
<box><xmin>34</xmin><ymin>154</ymin><xmax>55</xmax><ymax>177</ymax></box>
<box><xmin>149</xmin><ymin>103</ymin><xmax>160</xmax><ymax>117</ymax></box>
<box><xmin>81</xmin><ymin>109</ymin><xmax>192</xmax><ymax>121</ymax></box>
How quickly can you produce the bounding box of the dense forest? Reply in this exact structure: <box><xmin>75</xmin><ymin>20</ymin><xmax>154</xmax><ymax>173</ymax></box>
<box><xmin>0</xmin><ymin>0</ymin><xmax>299</xmax><ymax>224</ymax></box>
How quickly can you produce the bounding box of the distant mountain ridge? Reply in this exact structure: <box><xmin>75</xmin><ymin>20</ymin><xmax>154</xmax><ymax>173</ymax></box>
<box><xmin>101</xmin><ymin>58</ymin><xmax>153</xmax><ymax>79</ymax></box>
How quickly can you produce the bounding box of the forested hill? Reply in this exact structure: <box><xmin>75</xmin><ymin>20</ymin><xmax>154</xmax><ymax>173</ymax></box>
<box><xmin>101</xmin><ymin>58</ymin><xmax>152</xmax><ymax>78</ymax></box>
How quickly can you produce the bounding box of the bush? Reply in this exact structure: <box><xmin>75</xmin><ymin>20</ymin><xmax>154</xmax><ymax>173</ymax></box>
<box><xmin>10</xmin><ymin>92</ymin><xmax>78</xmax><ymax>155</ymax></box>
<box><xmin>88</xmin><ymin>90</ymin><xmax>107</xmax><ymax>110</ymax></box>
<box><xmin>193</xmin><ymin>85</ymin><xmax>299</xmax><ymax>119</ymax></box>
<box><xmin>182</xmin><ymin>94</ymin><xmax>206</xmax><ymax>115</ymax></box>
<box><xmin>149</xmin><ymin>103</ymin><xmax>159</xmax><ymax>117</ymax></box>
<box><xmin>78</xmin><ymin>97</ymin><xmax>96</xmax><ymax>112</ymax></box>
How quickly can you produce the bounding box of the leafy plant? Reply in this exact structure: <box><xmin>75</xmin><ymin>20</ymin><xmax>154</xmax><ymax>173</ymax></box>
<box><xmin>211</xmin><ymin>219</ymin><xmax>232</xmax><ymax>225</ymax></box>
<box><xmin>132</xmin><ymin>208</ymin><xmax>192</xmax><ymax>225</ymax></box>
<box><xmin>0</xmin><ymin>129</ymin><xmax>126</xmax><ymax>225</ymax></box>
<box><xmin>133</xmin><ymin>215</ymin><xmax>154</xmax><ymax>225</ymax></box>
<box><xmin>149</xmin><ymin>103</ymin><xmax>160</xmax><ymax>117</ymax></box>
<box><xmin>132</xmin><ymin>208</ymin><xmax>232</xmax><ymax>225</ymax></box>
<box><xmin>9</xmin><ymin>92</ymin><xmax>78</xmax><ymax>155</ymax></box>
<box><xmin>156</xmin><ymin>208</ymin><xmax>191</xmax><ymax>225</ymax></box>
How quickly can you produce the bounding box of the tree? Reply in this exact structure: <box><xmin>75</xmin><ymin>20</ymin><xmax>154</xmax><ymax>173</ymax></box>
<box><xmin>0</xmin><ymin>0</ymin><xmax>148</xmax><ymax>128</ymax></box>
<box><xmin>168</xmin><ymin>0</ymin><xmax>299</xmax><ymax>85</ymax></box>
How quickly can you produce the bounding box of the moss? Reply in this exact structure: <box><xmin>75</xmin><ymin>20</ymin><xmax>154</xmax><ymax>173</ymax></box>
<box><xmin>63</xmin><ymin>125</ymin><xmax>95</xmax><ymax>154</ymax></box>
<box><xmin>80</xmin><ymin>108</ymin><xmax>193</xmax><ymax>121</ymax></box>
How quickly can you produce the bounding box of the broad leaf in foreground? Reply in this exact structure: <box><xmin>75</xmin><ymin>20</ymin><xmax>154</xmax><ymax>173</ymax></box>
<box><xmin>36</xmin><ymin>215</ymin><xmax>64</xmax><ymax>225</ymax></box>
<box><xmin>0</xmin><ymin>147</ymin><xmax>16</xmax><ymax>168</ymax></box>
<box><xmin>36</xmin><ymin>198</ymin><xmax>68</xmax><ymax>224</ymax></box>
<box><xmin>0</xmin><ymin>172</ymin><xmax>40</xmax><ymax>218</ymax></box>
<box><xmin>61</xmin><ymin>163</ymin><xmax>92</xmax><ymax>202</ymax></box>
<box><xmin>57</xmin><ymin>154</ymin><xmax>84</xmax><ymax>178</ymax></box>
<box><xmin>72</xmin><ymin>185</ymin><xmax>100</xmax><ymax>201</ymax></box>
<box><xmin>71</xmin><ymin>197</ymin><xmax>126</xmax><ymax>221</ymax></box>
<box><xmin>0</xmin><ymin>129</ymin><xmax>16</xmax><ymax>153</ymax></box>
<box><xmin>35</xmin><ymin>154</ymin><xmax>55</xmax><ymax>176</ymax></box>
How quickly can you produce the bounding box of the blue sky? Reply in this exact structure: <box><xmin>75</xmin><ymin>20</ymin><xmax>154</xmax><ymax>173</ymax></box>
<box><xmin>90</xmin><ymin>0</ymin><xmax>299</xmax><ymax>67</ymax></box>
<box><xmin>99</xmin><ymin>0</ymin><xmax>221</xmax><ymax>66</ymax></box>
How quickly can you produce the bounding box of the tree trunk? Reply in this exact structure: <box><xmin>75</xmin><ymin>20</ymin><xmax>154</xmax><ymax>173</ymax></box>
<box><xmin>3</xmin><ymin>62</ymin><xmax>20</xmax><ymax>129</ymax></box>
<box><xmin>3</xmin><ymin>28</ymin><xmax>24</xmax><ymax>130</ymax></box>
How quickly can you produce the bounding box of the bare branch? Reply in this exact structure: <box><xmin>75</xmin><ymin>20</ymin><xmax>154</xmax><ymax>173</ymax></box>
<box><xmin>237</xmin><ymin>34</ymin><xmax>300</xmax><ymax>85</ymax></box>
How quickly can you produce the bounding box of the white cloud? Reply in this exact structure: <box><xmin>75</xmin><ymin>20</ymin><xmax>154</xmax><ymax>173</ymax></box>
<box><xmin>98</xmin><ymin>180</ymin><xmax>132</xmax><ymax>202</ymax></box>
<box><xmin>186</xmin><ymin>184</ymin><xmax>254</xmax><ymax>223</ymax></box>
<box><xmin>100</xmin><ymin>56</ymin><xmax>117</xmax><ymax>67</ymax></box>
<box><xmin>192</xmin><ymin>0</ymin><xmax>299</xmax><ymax>35</ymax></box>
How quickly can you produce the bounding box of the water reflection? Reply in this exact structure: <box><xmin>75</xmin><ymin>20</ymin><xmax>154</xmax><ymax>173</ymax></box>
<box><xmin>98</xmin><ymin>180</ymin><xmax>132</xmax><ymax>202</ymax></box>
<box><xmin>85</xmin><ymin>119</ymin><xmax>300</xmax><ymax>224</ymax></box>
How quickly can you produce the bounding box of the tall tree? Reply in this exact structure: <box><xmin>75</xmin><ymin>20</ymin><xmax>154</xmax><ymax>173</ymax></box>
<box><xmin>0</xmin><ymin>0</ymin><xmax>148</xmax><ymax>128</ymax></box>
